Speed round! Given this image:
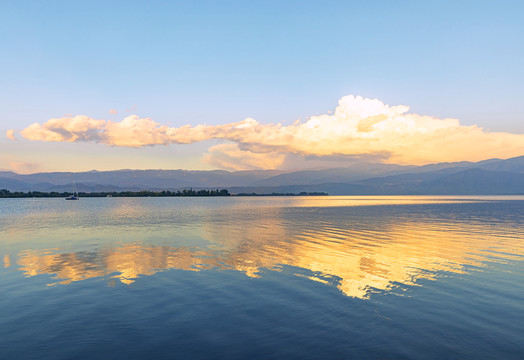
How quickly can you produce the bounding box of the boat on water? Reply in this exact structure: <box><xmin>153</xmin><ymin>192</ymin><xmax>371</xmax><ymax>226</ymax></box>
<box><xmin>66</xmin><ymin>181</ymin><xmax>79</xmax><ymax>200</ymax></box>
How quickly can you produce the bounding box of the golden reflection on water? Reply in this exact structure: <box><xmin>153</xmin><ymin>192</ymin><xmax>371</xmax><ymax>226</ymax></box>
<box><xmin>17</xmin><ymin>246</ymin><xmax>217</xmax><ymax>285</ymax></box>
<box><xmin>15</xmin><ymin>212</ymin><xmax>524</xmax><ymax>298</ymax></box>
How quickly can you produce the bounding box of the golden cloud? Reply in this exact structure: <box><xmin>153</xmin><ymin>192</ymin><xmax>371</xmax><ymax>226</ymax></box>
<box><xmin>7</xmin><ymin>160</ymin><xmax>40</xmax><ymax>174</ymax></box>
<box><xmin>203</xmin><ymin>143</ymin><xmax>287</xmax><ymax>171</ymax></box>
<box><xmin>9</xmin><ymin>95</ymin><xmax>524</xmax><ymax>168</ymax></box>
<box><xmin>6</xmin><ymin>129</ymin><xmax>16</xmax><ymax>140</ymax></box>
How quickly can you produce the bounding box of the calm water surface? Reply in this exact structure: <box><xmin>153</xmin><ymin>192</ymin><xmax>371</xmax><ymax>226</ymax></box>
<box><xmin>1</xmin><ymin>196</ymin><xmax>523</xmax><ymax>359</ymax></box>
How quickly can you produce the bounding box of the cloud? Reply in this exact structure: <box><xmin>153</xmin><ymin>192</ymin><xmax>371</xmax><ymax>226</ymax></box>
<box><xmin>7</xmin><ymin>161</ymin><xmax>40</xmax><ymax>174</ymax></box>
<box><xmin>203</xmin><ymin>143</ymin><xmax>287</xmax><ymax>171</ymax></box>
<box><xmin>9</xmin><ymin>95</ymin><xmax>524</xmax><ymax>169</ymax></box>
<box><xmin>109</xmin><ymin>109</ymin><xmax>118</xmax><ymax>114</ymax></box>
<box><xmin>18</xmin><ymin>115</ymin><xmax>107</xmax><ymax>142</ymax></box>
<box><xmin>6</xmin><ymin>129</ymin><xmax>16</xmax><ymax>140</ymax></box>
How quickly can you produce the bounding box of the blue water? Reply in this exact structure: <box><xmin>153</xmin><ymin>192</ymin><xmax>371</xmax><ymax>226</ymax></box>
<box><xmin>1</xmin><ymin>196</ymin><xmax>523</xmax><ymax>359</ymax></box>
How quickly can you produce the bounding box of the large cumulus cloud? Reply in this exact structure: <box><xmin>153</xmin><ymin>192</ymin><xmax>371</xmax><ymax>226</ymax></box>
<box><xmin>8</xmin><ymin>95</ymin><xmax>524</xmax><ymax>169</ymax></box>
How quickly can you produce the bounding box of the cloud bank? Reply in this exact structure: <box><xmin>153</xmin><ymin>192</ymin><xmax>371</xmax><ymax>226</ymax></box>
<box><xmin>9</xmin><ymin>95</ymin><xmax>524</xmax><ymax>169</ymax></box>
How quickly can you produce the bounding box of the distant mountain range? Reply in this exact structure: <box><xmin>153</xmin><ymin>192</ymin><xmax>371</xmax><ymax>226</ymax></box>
<box><xmin>2</xmin><ymin>155</ymin><xmax>524</xmax><ymax>195</ymax></box>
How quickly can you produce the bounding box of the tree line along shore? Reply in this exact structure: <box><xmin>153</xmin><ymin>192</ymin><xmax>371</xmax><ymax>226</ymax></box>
<box><xmin>0</xmin><ymin>189</ymin><xmax>328</xmax><ymax>198</ymax></box>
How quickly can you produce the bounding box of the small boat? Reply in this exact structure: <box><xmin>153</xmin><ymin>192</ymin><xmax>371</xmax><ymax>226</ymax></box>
<box><xmin>66</xmin><ymin>181</ymin><xmax>79</xmax><ymax>200</ymax></box>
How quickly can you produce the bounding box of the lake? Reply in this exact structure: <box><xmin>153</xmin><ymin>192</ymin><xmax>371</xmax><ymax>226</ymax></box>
<box><xmin>1</xmin><ymin>196</ymin><xmax>523</xmax><ymax>359</ymax></box>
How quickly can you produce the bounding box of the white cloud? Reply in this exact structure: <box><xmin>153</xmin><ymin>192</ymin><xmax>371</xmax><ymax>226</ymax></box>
<box><xmin>9</xmin><ymin>95</ymin><xmax>524</xmax><ymax>169</ymax></box>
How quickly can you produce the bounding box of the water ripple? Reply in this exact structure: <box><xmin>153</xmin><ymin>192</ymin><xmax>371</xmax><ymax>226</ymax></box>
<box><xmin>2</xmin><ymin>196</ymin><xmax>523</xmax><ymax>299</ymax></box>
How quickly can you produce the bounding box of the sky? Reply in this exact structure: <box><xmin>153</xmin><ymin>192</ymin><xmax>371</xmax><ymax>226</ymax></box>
<box><xmin>1</xmin><ymin>0</ymin><xmax>524</xmax><ymax>173</ymax></box>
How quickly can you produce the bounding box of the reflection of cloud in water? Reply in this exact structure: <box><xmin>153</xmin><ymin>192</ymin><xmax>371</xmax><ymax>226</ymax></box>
<box><xmin>18</xmin><ymin>245</ymin><xmax>218</xmax><ymax>285</ymax></box>
<box><xmin>16</xmin><ymin>214</ymin><xmax>524</xmax><ymax>298</ymax></box>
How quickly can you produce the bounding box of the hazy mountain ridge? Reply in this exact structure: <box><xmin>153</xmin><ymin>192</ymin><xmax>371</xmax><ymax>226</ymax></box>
<box><xmin>1</xmin><ymin>155</ymin><xmax>524</xmax><ymax>194</ymax></box>
<box><xmin>250</xmin><ymin>163</ymin><xmax>415</xmax><ymax>186</ymax></box>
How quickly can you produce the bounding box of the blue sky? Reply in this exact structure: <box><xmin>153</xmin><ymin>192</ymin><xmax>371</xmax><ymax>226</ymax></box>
<box><xmin>1</xmin><ymin>0</ymin><xmax>524</xmax><ymax>173</ymax></box>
